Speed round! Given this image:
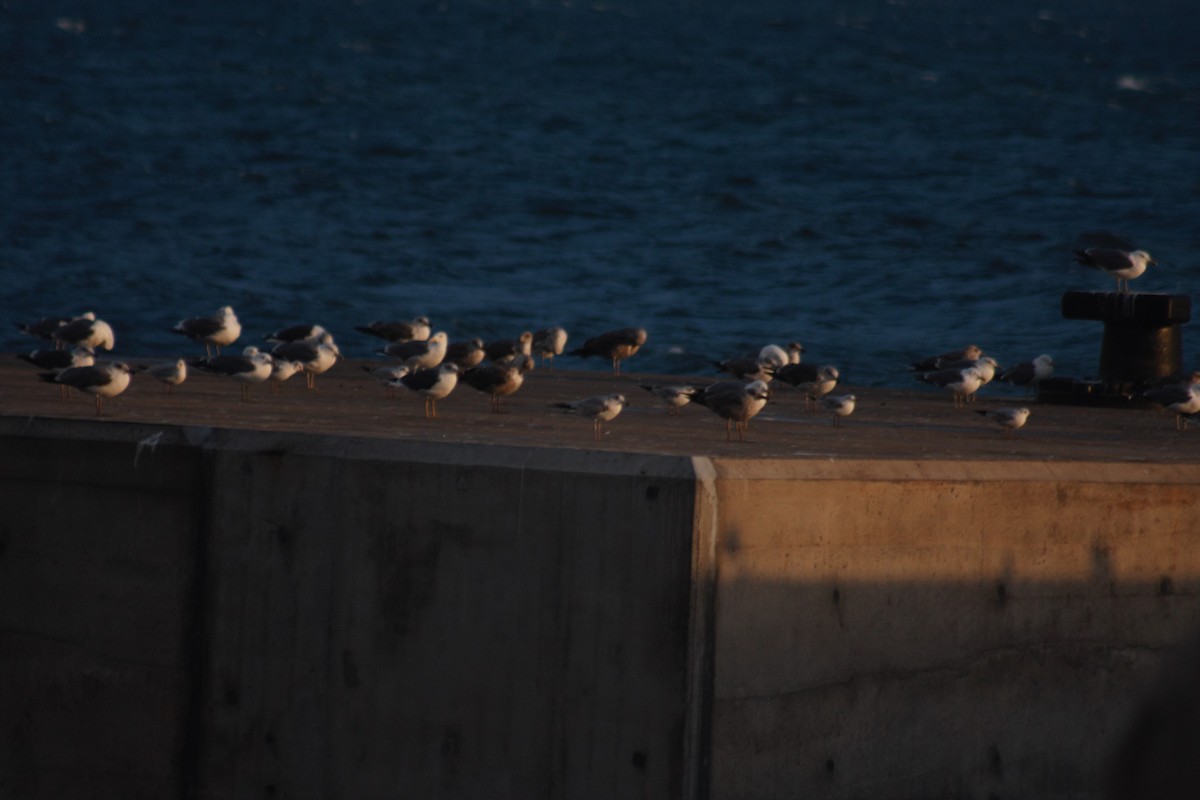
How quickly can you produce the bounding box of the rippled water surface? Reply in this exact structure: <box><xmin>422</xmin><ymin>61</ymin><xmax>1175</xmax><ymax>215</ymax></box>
<box><xmin>4</xmin><ymin>0</ymin><xmax>1198</xmax><ymax>385</ymax></box>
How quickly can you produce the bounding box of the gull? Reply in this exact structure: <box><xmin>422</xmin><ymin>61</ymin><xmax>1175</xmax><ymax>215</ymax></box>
<box><xmin>776</xmin><ymin>364</ymin><xmax>840</xmax><ymax>410</ymax></box>
<box><xmin>381</xmin><ymin>331</ymin><xmax>448</xmax><ymax>371</ymax></box>
<box><xmin>532</xmin><ymin>326</ymin><xmax>568</xmax><ymax>368</ymax></box>
<box><xmin>484</xmin><ymin>331</ymin><xmax>533</xmax><ymax>363</ymax></box>
<box><xmin>1143</xmin><ymin>374</ymin><xmax>1200</xmax><ymax>431</ymax></box>
<box><xmin>694</xmin><ymin>380</ymin><xmax>771</xmax><ymax>442</ymax></box>
<box><xmin>916</xmin><ymin>366</ymin><xmax>985</xmax><ymax>407</ymax></box>
<box><xmin>713</xmin><ymin>356</ymin><xmax>776</xmax><ymax>382</ymax></box>
<box><xmin>39</xmin><ymin>361</ymin><xmax>133</xmax><ymax>415</ymax></box>
<box><xmin>445</xmin><ymin>338</ymin><xmax>486</xmax><ymax>370</ymax></box>
<box><xmin>975</xmin><ymin>407</ymin><xmax>1031</xmax><ymax>438</ymax></box>
<box><xmin>1074</xmin><ymin>247</ymin><xmax>1155</xmax><ymax>292</ymax></box>
<box><xmin>272</xmin><ymin>333</ymin><xmax>342</xmax><ymax>388</ymax></box>
<box><xmin>354</xmin><ymin>316</ymin><xmax>432</xmax><ymax>343</ymax></box>
<box><xmin>820</xmin><ymin>394</ymin><xmax>857</xmax><ymax>427</ymax></box>
<box><xmin>362</xmin><ymin>363</ymin><xmax>410</xmax><ymax>396</ymax></box>
<box><xmin>193</xmin><ymin>346</ymin><xmax>273</xmax><ymax>400</ymax></box>
<box><xmin>265</xmin><ymin>323</ymin><xmax>328</xmax><ymax>345</ymax></box>
<box><xmin>910</xmin><ymin>345</ymin><xmax>983</xmax><ymax>373</ymax></box>
<box><xmin>569</xmin><ymin>327</ymin><xmax>647</xmax><ymax>375</ymax></box>
<box><xmin>171</xmin><ymin>305</ymin><xmax>241</xmax><ymax>357</ymax></box>
<box><xmin>637</xmin><ymin>383</ymin><xmax>697</xmax><ymax>415</ymax></box>
<box><xmin>14</xmin><ymin>315</ymin><xmax>73</xmax><ymax>344</ymax></box>
<box><xmin>53</xmin><ymin>313</ymin><xmax>115</xmax><ymax>351</ymax></box>
<box><xmin>393</xmin><ymin>362</ymin><xmax>461</xmax><ymax>418</ymax></box>
<box><xmin>269</xmin><ymin>359</ymin><xmax>306</xmax><ymax>393</ymax></box>
<box><xmin>461</xmin><ymin>354</ymin><xmax>534</xmax><ymax>413</ymax></box>
<box><xmin>758</xmin><ymin>342</ymin><xmax>804</xmax><ymax>369</ymax></box>
<box><xmin>18</xmin><ymin>346</ymin><xmax>95</xmax><ymax>372</ymax></box>
<box><xmin>552</xmin><ymin>393</ymin><xmax>628</xmax><ymax>441</ymax></box>
<box><xmin>1000</xmin><ymin>355</ymin><xmax>1054</xmax><ymax>396</ymax></box>
<box><xmin>138</xmin><ymin>358</ymin><xmax>188</xmax><ymax>394</ymax></box>
<box><xmin>938</xmin><ymin>356</ymin><xmax>999</xmax><ymax>386</ymax></box>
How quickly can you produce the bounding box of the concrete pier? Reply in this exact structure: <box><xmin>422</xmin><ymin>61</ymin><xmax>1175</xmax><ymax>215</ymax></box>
<box><xmin>2</xmin><ymin>358</ymin><xmax>1200</xmax><ymax>799</ymax></box>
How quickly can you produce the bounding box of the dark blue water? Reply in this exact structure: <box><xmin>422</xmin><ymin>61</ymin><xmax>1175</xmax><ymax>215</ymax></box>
<box><xmin>4</xmin><ymin>0</ymin><xmax>1198</xmax><ymax>386</ymax></box>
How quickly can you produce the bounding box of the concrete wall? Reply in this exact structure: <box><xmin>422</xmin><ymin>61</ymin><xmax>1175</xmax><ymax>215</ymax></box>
<box><xmin>0</xmin><ymin>421</ymin><xmax>701</xmax><ymax>799</ymax></box>
<box><xmin>704</xmin><ymin>459</ymin><xmax>1200</xmax><ymax>800</ymax></box>
<box><xmin>4</xmin><ymin>419</ymin><xmax>1200</xmax><ymax>799</ymax></box>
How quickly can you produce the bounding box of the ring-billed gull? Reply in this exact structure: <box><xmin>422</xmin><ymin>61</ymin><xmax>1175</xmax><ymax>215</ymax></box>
<box><xmin>637</xmin><ymin>383</ymin><xmax>697</xmax><ymax>415</ymax></box>
<box><xmin>552</xmin><ymin>393</ymin><xmax>627</xmax><ymax>441</ymax></box>
<box><xmin>139</xmin><ymin>358</ymin><xmax>188</xmax><ymax>394</ymax></box>
<box><xmin>975</xmin><ymin>407</ymin><xmax>1031</xmax><ymax>438</ymax></box>
<box><xmin>819</xmin><ymin>393</ymin><xmax>856</xmax><ymax>427</ymax></box>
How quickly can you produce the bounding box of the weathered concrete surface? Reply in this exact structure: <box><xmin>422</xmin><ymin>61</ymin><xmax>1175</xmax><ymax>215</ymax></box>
<box><xmin>0</xmin><ymin>421</ymin><xmax>700</xmax><ymax>799</ymax></box>
<box><xmin>703</xmin><ymin>459</ymin><xmax>1200</xmax><ymax>799</ymax></box>
<box><xmin>3</xmin><ymin>358</ymin><xmax>1200</xmax><ymax>799</ymax></box>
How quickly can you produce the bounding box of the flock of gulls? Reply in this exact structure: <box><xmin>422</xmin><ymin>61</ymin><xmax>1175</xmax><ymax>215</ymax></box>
<box><xmin>9</xmin><ymin>247</ymin><xmax>1198</xmax><ymax>442</ymax></box>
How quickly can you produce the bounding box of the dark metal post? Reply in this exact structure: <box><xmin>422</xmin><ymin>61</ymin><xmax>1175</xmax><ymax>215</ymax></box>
<box><xmin>1038</xmin><ymin>292</ymin><xmax>1191</xmax><ymax>407</ymax></box>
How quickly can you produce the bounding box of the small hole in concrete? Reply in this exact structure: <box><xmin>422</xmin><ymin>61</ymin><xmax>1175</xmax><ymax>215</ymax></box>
<box><xmin>825</xmin><ymin>758</ymin><xmax>835</xmax><ymax>773</ymax></box>
<box><xmin>645</xmin><ymin>486</ymin><xmax>659</xmax><ymax>501</ymax></box>
<box><xmin>1159</xmin><ymin>575</ymin><xmax>1174</xmax><ymax>596</ymax></box>
<box><xmin>631</xmin><ymin>751</ymin><xmax>647</xmax><ymax>770</ymax></box>
<box><xmin>832</xmin><ymin>588</ymin><xmax>840</xmax><ymax>603</ymax></box>
<box><xmin>996</xmin><ymin>582</ymin><xmax>1007</xmax><ymax>604</ymax></box>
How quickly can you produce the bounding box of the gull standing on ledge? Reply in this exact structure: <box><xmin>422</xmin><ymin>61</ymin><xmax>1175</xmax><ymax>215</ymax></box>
<box><xmin>1143</xmin><ymin>373</ymin><xmax>1200</xmax><ymax>431</ymax></box>
<box><xmin>381</xmin><ymin>331</ymin><xmax>448</xmax><ymax>371</ymax></box>
<box><xmin>462</xmin><ymin>354</ymin><xmax>534</xmax><ymax>413</ymax></box>
<box><xmin>910</xmin><ymin>345</ymin><xmax>983</xmax><ymax>373</ymax></box>
<box><xmin>1074</xmin><ymin>247</ymin><xmax>1155</xmax><ymax>292</ymax></box>
<box><xmin>14</xmin><ymin>315</ymin><xmax>72</xmax><ymax>344</ymax></box>
<box><xmin>394</xmin><ymin>362</ymin><xmax>460</xmax><ymax>419</ymax></box>
<box><xmin>916</xmin><ymin>366</ymin><xmax>985</xmax><ymax>407</ymax></box>
<box><xmin>39</xmin><ymin>361</ymin><xmax>133</xmax><ymax>415</ymax></box>
<box><xmin>637</xmin><ymin>383</ymin><xmax>697</xmax><ymax>415</ymax></box>
<box><xmin>819</xmin><ymin>394</ymin><xmax>856</xmax><ymax>427</ymax></box>
<box><xmin>695</xmin><ymin>380</ymin><xmax>771</xmax><ymax>442</ymax></box>
<box><xmin>532</xmin><ymin>326</ymin><xmax>568</xmax><ymax>368</ymax></box>
<box><xmin>193</xmin><ymin>346</ymin><xmax>273</xmax><ymax>400</ymax></box>
<box><xmin>272</xmin><ymin>332</ymin><xmax>342</xmax><ymax>388</ymax></box>
<box><xmin>171</xmin><ymin>305</ymin><xmax>241</xmax><ymax>357</ymax></box>
<box><xmin>355</xmin><ymin>316</ymin><xmax>432</xmax><ymax>343</ymax></box>
<box><xmin>975</xmin><ymin>407</ymin><xmax>1031</xmax><ymax>438</ymax></box>
<box><xmin>265</xmin><ymin>323</ymin><xmax>328</xmax><ymax>345</ymax></box>
<box><xmin>53</xmin><ymin>313</ymin><xmax>115</xmax><ymax>352</ymax></box>
<box><xmin>777</xmin><ymin>363</ymin><xmax>840</xmax><ymax>410</ymax></box>
<box><xmin>552</xmin><ymin>393</ymin><xmax>627</xmax><ymax>441</ymax></box>
<box><xmin>18</xmin><ymin>346</ymin><xmax>95</xmax><ymax>372</ymax></box>
<box><xmin>569</xmin><ymin>327</ymin><xmax>647</xmax><ymax>375</ymax></box>
<box><xmin>138</xmin><ymin>359</ymin><xmax>188</xmax><ymax>394</ymax></box>
<box><xmin>1000</xmin><ymin>355</ymin><xmax>1054</xmax><ymax>396</ymax></box>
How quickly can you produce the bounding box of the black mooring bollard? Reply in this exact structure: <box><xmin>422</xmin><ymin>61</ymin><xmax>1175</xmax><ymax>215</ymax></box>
<box><xmin>1038</xmin><ymin>291</ymin><xmax>1191</xmax><ymax>407</ymax></box>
